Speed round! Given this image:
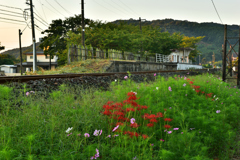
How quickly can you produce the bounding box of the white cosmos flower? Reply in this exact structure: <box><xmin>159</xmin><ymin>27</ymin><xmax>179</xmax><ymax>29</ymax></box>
<box><xmin>156</xmin><ymin>87</ymin><xmax>159</xmax><ymax>90</ymax></box>
<box><xmin>66</xmin><ymin>127</ymin><xmax>73</xmax><ymax>133</ymax></box>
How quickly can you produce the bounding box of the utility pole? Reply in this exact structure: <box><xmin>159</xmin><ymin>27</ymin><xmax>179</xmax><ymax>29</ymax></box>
<box><xmin>81</xmin><ymin>0</ymin><xmax>85</xmax><ymax>47</ymax></box>
<box><xmin>19</xmin><ymin>29</ymin><xmax>23</xmax><ymax>75</ymax></box>
<box><xmin>26</xmin><ymin>0</ymin><xmax>37</xmax><ymax>71</ymax></box>
<box><xmin>222</xmin><ymin>25</ymin><xmax>227</xmax><ymax>82</ymax></box>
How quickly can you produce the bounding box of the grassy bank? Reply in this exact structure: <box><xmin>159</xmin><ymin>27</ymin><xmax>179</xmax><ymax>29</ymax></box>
<box><xmin>0</xmin><ymin>73</ymin><xmax>240</xmax><ymax>160</ymax></box>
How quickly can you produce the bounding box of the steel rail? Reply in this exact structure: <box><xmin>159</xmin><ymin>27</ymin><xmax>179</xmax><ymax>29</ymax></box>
<box><xmin>0</xmin><ymin>69</ymin><xmax>211</xmax><ymax>84</ymax></box>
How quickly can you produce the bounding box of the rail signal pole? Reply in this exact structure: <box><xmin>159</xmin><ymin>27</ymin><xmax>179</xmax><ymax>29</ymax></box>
<box><xmin>26</xmin><ymin>0</ymin><xmax>37</xmax><ymax>71</ymax></box>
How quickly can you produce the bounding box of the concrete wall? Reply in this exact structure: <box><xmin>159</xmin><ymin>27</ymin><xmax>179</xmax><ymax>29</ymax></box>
<box><xmin>105</xmin><ymin>61</ymin><xmax>178</xmax><ymax>72</ymax></box>
<box><xmin>105</xmin><ymin>61</ymin><xmax>206</xmax><ymax>72</ymax></box>
<box><xmin>0</xmin><ymin>66</ymin><xmax>16</xmax><ymax>73</ymax></box>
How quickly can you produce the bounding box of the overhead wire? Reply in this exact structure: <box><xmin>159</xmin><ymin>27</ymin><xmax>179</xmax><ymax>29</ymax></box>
<box><xmin>0</xmin><ymin>4</ymin><xmax>22</xmax><ymax>11</ymax></box>
<box><xmin>34</xmin><ymin>17</ymin><xmax>49</xmax><ymax>27</ymax></box>
<box><xmin>110</xmin><ymin>0</ymin><xmax>137</xmax><ymax>18</ymax></box>
<box><xmin>211</xmin><ymin>0</ymin><xmax>223</xmax><ymax>24</ymax></box>
<box><xmin>102</xmin><ymin>0</ymin><xmax>129</xmax><ymax>17</ymax></box>
<box><xmin>53</xmin><ymin>0</ymin><xmax>73</xmax><ymax>15</ymax></box>
<box><xmin>38</xmin><ymin>0</ymin><xmax>48</xmax><ymax>22</ymax></box>
<box><xmin>0</xmin><ymin>17</ymin><xmax>26</xmax><ymax>23</ymax></box>
<box><xmin>34</xmin><ymin>12</ymin><xmax>48</xmax><ymax>25</ymax></box>
<box><xmin>118</xmin><ymin>0</ymin><xmax>140</xmax><ymax>17</ymax></box>
<box><xmin>44</xmin><ymin>0</ymin><xmax>67</xmax><ymax>17</ymax></box>
<box><xmin>0</xmin><ymin>12</ymin><xmax>23</xmax><ymax>18</ymax></box>
<box><xmin>92</xmin><ymin>0</ymin><xmax>125</xmax><ymax>17</ymax></box>
<box><xmin>0</xmin><ymin>9</ymin><xmax>23</xmax><ymax>15</ymax></box>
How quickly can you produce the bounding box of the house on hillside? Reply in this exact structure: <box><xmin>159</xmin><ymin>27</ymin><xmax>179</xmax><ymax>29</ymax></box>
<box><xmin>15</xmin><ymin>51</ymin><xmax>58</xmax><ymax>72</ymax></box>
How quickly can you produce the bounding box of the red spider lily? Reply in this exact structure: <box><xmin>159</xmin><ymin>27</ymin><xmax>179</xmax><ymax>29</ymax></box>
<box><xmin>150</xmin><ymin>118</ymin><xmax>158</xmax><ymax>123</ymax></box>
<box><xmin>126</xmin><ymin>108</ymin><xmax>135</xmax><ymax>112</ymax></box>
<box><xmin>103</xmin><ymin>110</ymin><xmax>112</xmax><ymax>116</ymax></box>
<box><xmin>117</xmin><ymin>116</ymin><xmax>129</xmax><ymax>122</ymax></box>
<box><xmin>148</xmin><ymin>114</ymin><xmax>157</xmax><ymax>119</ymax></box>
<box><xmin>187</xmin><ymin>78</ymin><xmax>190</xmax><ymax>80</ymax></box>
<box><xmin>212</xmin><ymin>99</ymin><xmax>215</xmax><ymax>101</ymax></box>
<box><xmin>195</xmin><ymin>90</ymin><xmax>201</xmax><ymax>93</ymax></box>
<box><xmin>156</xmin><ymin>112</ymin><xmax>163</xmax><ymax>118</ymax></box>
<box><xmin>189</xmin><ymin>81</ymin><xmax>194</xmax><ymax>84</ymax></box>
<box><xmin>113</xmin><ymin>111</ymin><xmax>125</xmax><ymax>116</ymax></box>
<box><xmin>202</xmin><ymin>91</ymin><xmax>205</xmax><ymax>94</ymax></box>
<box><xmin>142</xmin><ymin>113</ymin><xmax>150</xmax><ymax>119</ymax></box>
<box><xmin>147</xmin><ymin>123</ymin><xmax>154</xmax><ymax>127</ymax></box>
<box><xmin>116</xmin><ymin>122</ymin><xmax>124</xmax><ymax>126</ymax></box>
<box><xmin>128</xmin><ymin>95</ymin><xmax>138</xmax><ymax>101</ymax></box>
<box><xmin>192</xmin><ymin>79</ymin><xmax>195</xmax><ymax>81</ymax></box>
<box><xmin>127</xmin><ymin>92</ymin><xmax>136</xmax><ymax>96</ymax></box>
<box><xmin>130</xmin><ymin>101</ymin><xmax>138</xmax><ymax>107</ymax></box>
<box><xmin>142</xmin><ymin>134</ymin><xmax>149</xmax><ymax>140</ymax></box>
<box><xmin>164</xmin><ymin>124</ymin><xmax>171</xmax><ymax>129</ymax></box>
<box><xmin>102</xmin><ymin>105</ymin><xmax>113</xmax><ymax>110</ymax></box>
<box><xmin>141</xmin><ymin>105</ymin><xmax>148</xmax><ymax>109</ymax></box>
<box><xmin>106</xmin><ymin>101</ymin><xmax>114</xmax><ymax>104</ymax></box>
<box><xmin>130</xmin><ymin>123</ymin><xmax>139</xmax><ymax>128</ymax></box>
<box><xmin>164</xmin><ymin>109</ymin><xmax>167</xmax><ymax>111</ymax></box>
<box><xmin>164</xmin><ymin>118</ymin><xmax>172</xmax><ymax>122</ymax></box>
<box><xmin>207</xmin><ymin>93</ymin><xmax>213</xmax><ymax>98</ymax></box>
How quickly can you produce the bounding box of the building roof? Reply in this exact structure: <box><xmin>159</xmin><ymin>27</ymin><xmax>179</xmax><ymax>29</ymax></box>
<box><xmin>15</xmin><ymin>62</ymin><xmax>57</xmax><ymax>67</ymax></box>
<box><xmin>24</xmin><ymin>51</ymin><xmax>45</xmax><ymax>55</ymax></box>
<box><xmin>0</xmin><ymin>65</ymin><xmax>17</xmax><ymax>68</ymax></box>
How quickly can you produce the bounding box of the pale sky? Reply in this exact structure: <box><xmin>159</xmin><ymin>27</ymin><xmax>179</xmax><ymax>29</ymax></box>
<box><xmin>0</xmin><ymin>0</ymin><xmax>239</xmax><ymax>53</ymax></box>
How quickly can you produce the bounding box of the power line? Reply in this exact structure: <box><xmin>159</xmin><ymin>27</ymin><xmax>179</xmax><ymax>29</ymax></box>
<box><xmin>0</xmin><ymin>9</ymin><xmax>23</xmax><ymax>15</ymax></box>
<box><xmin>211</xmin><ymin>0</ymin><xmax>223</xmax><ymax>24</ymax></box>
<box><xmin>110</xmin><ymin>0</ymin><xmax>136</xmax><ymax>18</ymax></box>
<box><xmin>34</xmin><ymin>17</ymin><xmax>48</xmax><ymax>27</ymax></box>
<box><xmin>0</xmin><ymin>12</ymin><xmax>23</xmax><ymax>18</ymax></box>
<box><xmin>118</xmin><ymin>0</ymin><xmax>139</xmax><ymax>17</ymax></box>
<box><xmin>0</xmin><ymin>17</ymin><xmax>26</xmax><ymax>23</ymax></box>
<box><xmin>40</xmin><ymin>1</ymin><xmax>62</xmax><ymax>18</ymax></box>
<box><xmin>103</xmin><ymin>0</ymin><xmax>129</xmax><ymax>17</ymax></box>
<box><xmin>39</xmin><ymin>0</ymin><xmax>48</xmax><ymax>22</ymax></box>
<box><xmin>0</xmin><ymin>4</ymin><xmax>22</xmax><ymax>11</ymax></box>
<box><xmin>34</xmin><ymin>12</ymin><xmax>48</xmax><ymax>25</ymax></box>
<box><xmin>54</xmin><ymin>0</ymin><xmax>73</xmax><ymax>15</ymax></box>
<box><xmin>45</xmin><ymin>0</ymin><xmax>66</xmax><ymax>17</ymax></box>
<box><xmin>92</xmin><ymin>0</ymin><xmax>125</xmax><ymax>17</ymax></box>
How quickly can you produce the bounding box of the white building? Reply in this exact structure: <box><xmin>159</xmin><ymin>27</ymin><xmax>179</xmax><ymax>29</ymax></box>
<box><xmin>156</xmin><ymin>48</ymin><xmax>203</xmax><ymax>70</ymax></box>
<box><xmin>0</xmin><ymin>65</ymin><xmax>17</xmax><ymax>73</ymax></box>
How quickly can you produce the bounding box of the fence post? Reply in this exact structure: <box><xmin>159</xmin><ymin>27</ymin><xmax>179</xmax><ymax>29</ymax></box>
<box><xmin>82</xmin><ymin>46</ymin><xmax>86</xmax><ymax>61</ymax></box>
<box><xmin>77</xmin><ymin>45</ymin><xmax>81</xmax><ymax>61</ymax></box>
<box><xmin>67</xmin><ymin>44</ymin><xmax>70</xmax><ymax>64</ymax></box>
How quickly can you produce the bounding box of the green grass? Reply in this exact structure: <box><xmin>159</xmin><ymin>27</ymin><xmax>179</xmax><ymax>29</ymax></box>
<box><xmin>0</xmin><ymin>73</ymin><xmax>240</xmax><ymax>160</ymax></box>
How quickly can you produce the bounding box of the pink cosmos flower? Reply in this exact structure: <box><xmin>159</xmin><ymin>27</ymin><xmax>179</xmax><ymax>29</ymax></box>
<box><xmin>167</xmin><ymin>131</ymin><xmax>172</xmax><ymax>134</ymax></box>
<box><xmin>112</xmin><ymin>125</ymin><xmax>119</xmax><ymax>132</ymax></box>
<box><xmin>154</xmin><ymin>73</ymin><xmax>156</xmax><ymax>76</ymax></box>
<box><xmin>181</xmin><ymin>132</ymin><xmax>183</xmax><ymax>134</ymax></box>
<box><xmin>91</xmin><ymin>148</ymin><xmax>99</xmax><ymax>159</ymax></box>
<box><xmin>84</xmin><ymin>133</ymin><xmax>90</xmax><ymax>137</ymax></box>
<box><xmin>216</xmin><ymin>110</ymin><xmax>220</xmax><ymax>113</ymax></box>
<box><xmin>173</xmin><ymin>128</ymin><xmax>179</xmax><ymax>130</ymax></box>
<box><xmin>183</xmin><ymin>83</ymin><xmax>186</xmax><ymax>87</ymax></box>
<box><xmin>93</xmin><ymin>130</ymin><xmax>102</xmax><ymax>136</ymax></box>
<box><xmin>130</xmin><ymin>118</ymin><xmax>136</xmax><ymax>124</ymax></box>
<box><xmin>168</xmin><ymin>86</ymin><xmax>172</xmax><ymax>92</ymax></box>
<box><xmin>160</xmin><ymin>139</ymin><xmax>164</xmax><ymax>142</ymax></box>
<box><xmin>184</xmin><ymin>77</ymin><xmax>187</xmax><ymax>80</ymax></box>
<box><xmin>107</xmin><ymin>135</ymin><xmax>111</xmax><ymax>138</ymax></box>
<box><xmin>124</xmin><ymin>76</ymin><xmax>128</xmax><ymax>79</ymax></box>
<box><xmin>26</xmin><ymin>92</ymin><xmax>30</xmax><ymax>96</ymax></box>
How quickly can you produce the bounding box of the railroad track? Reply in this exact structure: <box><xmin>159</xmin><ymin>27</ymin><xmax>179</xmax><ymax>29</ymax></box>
<box><xmin>0</xmin><ymin>69</ymin><xmax>211</xmax><ymax>84</ymax></box>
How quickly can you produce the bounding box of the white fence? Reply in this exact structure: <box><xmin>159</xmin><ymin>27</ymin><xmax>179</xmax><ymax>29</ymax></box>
<box><xmin>156</xmin><ymin>54</ymin><xmax>171</xmax><ymax>62</ymax></box>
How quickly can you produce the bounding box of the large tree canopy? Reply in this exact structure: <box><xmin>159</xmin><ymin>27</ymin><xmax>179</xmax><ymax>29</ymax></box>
<box><xmin>40</xmin><ymin>14</ymin><xmax>93</xmax><ymax>65</ymax></box>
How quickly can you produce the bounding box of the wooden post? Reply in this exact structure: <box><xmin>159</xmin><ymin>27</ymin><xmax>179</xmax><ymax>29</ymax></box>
<box><xmin>222</xmin><ymin>25</ymin><xmax>227</xmax><ymax>82</ymax></box>
<box><xmin>229</xmin><ymin>46</ymin><xmax>232</xmax><ymax>77</ymax></box>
